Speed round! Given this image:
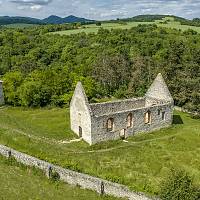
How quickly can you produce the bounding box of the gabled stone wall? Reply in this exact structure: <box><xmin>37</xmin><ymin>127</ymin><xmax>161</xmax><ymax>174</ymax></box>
<box><xmin>70</xmin><ymin>82</ymin><xmax>92</xmax><ymax>144</ymax></box>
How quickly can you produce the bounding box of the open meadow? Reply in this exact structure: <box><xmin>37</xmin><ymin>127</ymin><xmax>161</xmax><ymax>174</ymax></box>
<box><xmin>0</xmin><ymin>107</ymin><xmax>199</xmax><ymax>195</ymax></box>
<box><xmin>0</xmin><ymin>155</ymin><xmax>119</xmax><ymax>200</ymax></box>
<box><xmin>52</xmin><ymin>17</ymin><xmax>200</xmax><ymax>35</ymax></box>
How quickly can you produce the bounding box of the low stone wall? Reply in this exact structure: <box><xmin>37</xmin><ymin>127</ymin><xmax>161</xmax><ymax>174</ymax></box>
<box><xmin>0</xmin><ymin>144</ymin><xmax>153</xmax><ymax>200</ymax></box>
<box><xmin>174</xmin><ymin>106</ymin><xmax>199</xmax><ymax>115</ymax></box>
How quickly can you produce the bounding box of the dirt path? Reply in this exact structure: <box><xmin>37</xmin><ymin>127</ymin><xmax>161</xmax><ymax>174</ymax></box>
<box><xmin>0</xmin><ymin>119</ymin><xmax>182</xmax><ymax>155</ymax></box>
<box><xmin>0</xmin><ymin>124</ymin><xmax>81</xmax><ymax>145</ymax></box>
<box><xmin>67</xmin><ymin>132</ymin><xmax>183</xmax><ymax>155</ymax></box>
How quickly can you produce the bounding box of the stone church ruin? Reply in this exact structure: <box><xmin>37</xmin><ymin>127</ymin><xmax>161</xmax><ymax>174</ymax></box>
<box><xmin>70</xmin><ymin>73</ymin><xmax>174</xmax><ymax>145</ymax></box>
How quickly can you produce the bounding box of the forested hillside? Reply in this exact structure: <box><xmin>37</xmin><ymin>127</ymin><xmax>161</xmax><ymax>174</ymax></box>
<box><xmin>120</xmin><ymin>15</ymin><xmax>184</xmax><ymax>22</ymax></box>
<box><xmin>0</xmin><ymin>15</ymin><xmax>94</xmax><ymax>25</ymax></box>
<box><xmin>0</xmin><ymin>24</ymin><xmax>199</xmax><ymax>113</ymax></box>
<box><xmin>0</xmin><ymin>16</ymin><xmax>43</xmax><ymax>25</ymax></box>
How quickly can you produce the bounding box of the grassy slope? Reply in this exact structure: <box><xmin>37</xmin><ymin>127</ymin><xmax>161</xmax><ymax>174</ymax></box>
<box><xmin>52</xmin><ymin>17</ymin><xmax>200</xmax><ymax>35</ymax></box>
<box><xmin>0</xmin><ymin>107</ymin><xmax>200</xmax><ymax>195</ymax></box>
<box><xmin>0</xmin><ymin>155</ymin><xmax>119</xmax><ymax>200</ymax></box>
<box><xmin>52</xmin><ymin>22</ymin><xmax>153</xmax><ymax>35</ymax></box>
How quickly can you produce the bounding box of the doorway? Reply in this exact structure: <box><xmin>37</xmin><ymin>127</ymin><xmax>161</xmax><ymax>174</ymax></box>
<box><xmin>120</xmin><ymin>129</ymin><xmax>126</xmax><ymax>139</ymax></box>
<box><xmin>79</xmin><ymin>126</ymin><xmax>82</xmax><ymax>138</ymax></box>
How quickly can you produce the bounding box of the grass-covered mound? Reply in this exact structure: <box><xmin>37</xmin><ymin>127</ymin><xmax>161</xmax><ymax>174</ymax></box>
<box><xmin>0</xmin><ymin>107</ymin><xmax>200</xmax><ymax>195</ymax></box>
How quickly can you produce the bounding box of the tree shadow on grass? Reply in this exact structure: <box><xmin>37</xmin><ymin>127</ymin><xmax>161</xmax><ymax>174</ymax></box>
<box><xmin>173</xmin><ymin>115</ymin><xmax>184</xmax><ymax>124</ymax></box>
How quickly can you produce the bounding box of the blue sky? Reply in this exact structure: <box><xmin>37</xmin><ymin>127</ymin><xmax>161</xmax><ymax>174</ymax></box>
<box><xmin>0</xmin><ymin>0</ymin><xmax>200</xmax><ymax>20</ymax></box>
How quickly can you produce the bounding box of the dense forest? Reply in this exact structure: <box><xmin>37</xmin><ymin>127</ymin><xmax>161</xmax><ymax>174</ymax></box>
<box><xmin>179</xmin><ymin>18</ymin><xmax>200</xmax><ymax>27</ymax></box>
<box><xmin>0</xmin><ymin>24</ymin><xmax>199</xmax><ymax>113</ymax></box>
<box><xmin>120</xmin><ymin>15</ymin><xmax>185</xmax><ymax>22</ymax></box>
<box><xmin>0</xmin><ymin>16</ymin><xmax>43</xmax><ymax>25</ymax></box>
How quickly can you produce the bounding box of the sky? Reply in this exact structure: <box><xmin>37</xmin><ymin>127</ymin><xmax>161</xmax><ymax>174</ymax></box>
<box><xmin>0</xmin><ymin>0</ymin><xmax>199</xmax><ymax>20</ymax></box>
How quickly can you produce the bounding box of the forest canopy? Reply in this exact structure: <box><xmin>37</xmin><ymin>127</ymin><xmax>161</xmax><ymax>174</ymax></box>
<box><xmin>0</xmin><ymin>24</ymin><xmax>199</xmax><ymax>113</ymax></box>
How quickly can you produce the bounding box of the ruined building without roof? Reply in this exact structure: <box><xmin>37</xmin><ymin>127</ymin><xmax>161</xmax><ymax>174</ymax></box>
<box><xmin>70</xmin><ymin>73</ymin><xmax>174</xmax><ymax>145</ymax></box>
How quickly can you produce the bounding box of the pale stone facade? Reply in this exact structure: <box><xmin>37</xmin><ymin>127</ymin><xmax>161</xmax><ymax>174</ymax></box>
<box><xmin>70</xmin><ymin>73</ymin><xmax>174</xmax><ymax>145</ymax></box>
<box><xmin>0</xmin><ymin>80</ymin><xmax>4</xmax><ymax>106</ymax></box>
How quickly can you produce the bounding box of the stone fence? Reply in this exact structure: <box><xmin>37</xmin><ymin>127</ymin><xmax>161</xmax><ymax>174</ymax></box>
<box><xmin>174</xmin><ymin>106</ymin><xmax>199</xmax><ymax>115</ymax></box>
<box><xmin>0</xmin><ymin>144</ymin><xmax>153</xmax><ymax>200</ymax></box>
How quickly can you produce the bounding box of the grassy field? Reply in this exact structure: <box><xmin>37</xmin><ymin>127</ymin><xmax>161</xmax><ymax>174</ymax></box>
<box><xmin>0</xmin><ymin>155</ymin><xmax>119</xmax><ymax>200</ymax></box>
<box><xmin>0</xmin><ymin>106</ymin><xmax>200</xmax><ymax>196</ymax></box>
<box><xmin>52</xmin><ymin>17</ymin><xmax>200</xmax><ymax>35</ymax></box>
<box><xmin>52</xmin><ymin>21</ymin><xmax>152</xmax><ymax>35</ymax></box>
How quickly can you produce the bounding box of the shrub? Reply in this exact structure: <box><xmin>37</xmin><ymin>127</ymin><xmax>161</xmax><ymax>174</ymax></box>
<box><xmin>96</xmin><ymin>22</ymin><xmax>102</xmax><ymax>26</ymax></box>
<box><xmin>160</xmin><ymin>168</ymin><xmax>200</xmax><ymax>200</ymax></box>
<box><xmin>50</xmin><ymin>170</ymin><xmax>60</xmax><ymax>182</ymax></box>
<box><xmin>64</xmin><ymin>161</ymin><xmax>82</xmax><ymax>172</ymax></box>
<box><xmin>191</xmin><ymin>114</ymin><xmax>200</xmax><ymax>119</ymax></box>
<box><xmin>105</xmin><ymin>174</ymin><xmax>124</xmax><ymax>184</ymax></box>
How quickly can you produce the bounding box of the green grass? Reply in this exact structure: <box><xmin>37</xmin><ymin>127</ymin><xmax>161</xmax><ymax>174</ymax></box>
<box><xmin>0</xmin><ymin>106</ymin><xmax>200</xmax><ymax>196</ymax></box>
<box><xmin>51</xmin><ymin>17</ymin><xmax>200</xmax><ymax>35</ymax></box>
<box><xmin>51</xmin><ymin>22</ymin><xmax>153</xmax><ymax>35</ymax></box>
<box><xmin>0</xmin><ymin>155</ymin><xmax>119</xmax><ymax>200</ymax></box>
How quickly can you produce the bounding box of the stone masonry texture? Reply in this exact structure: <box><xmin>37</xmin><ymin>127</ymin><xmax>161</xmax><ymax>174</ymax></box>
<box><xmin>70</xmin><ymin>73</ymin><xmax>174</xmax><ymax>145</ymax></box>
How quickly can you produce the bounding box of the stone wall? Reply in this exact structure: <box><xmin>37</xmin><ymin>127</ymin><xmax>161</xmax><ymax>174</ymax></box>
<box><xmin>70</xmin><ymin>82</ymin><xmax>92</xmax><ymax>144</ymax></box>
<box><xmin>70</xmin><ymin>73</ymin><xmax>174</xmax><ymax>145</ymax></box>
<box><xmin>90</xmin><ymin>98</ymin><xmax>146</xmax><ymax>117</ymax></box>
<box><xmin>0</xmin><ymin>144</ymin><xmax>153</xmax><ymax>200</ymax></box>
<box><xmin>91</xmin><ymin>103</ymin><xmax>173</xmax><ymax>144</ymax></box>
<box><xmin>174</xmin><ymin>106</ymin><xmax>199</xmax><ymax>115</ymax></box>
<box><xmin>0</xmin><ymin>81</ymin><xmax>4</xmax><ymax>106</ymax></box>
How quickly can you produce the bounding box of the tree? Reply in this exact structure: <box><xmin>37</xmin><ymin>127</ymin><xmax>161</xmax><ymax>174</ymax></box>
<box><xmin>160</xmin><ymin>169</ymin><xmax>200</xmax><ymax>200</ymax></box>
<box><xmin>93</xmin><ymin>54</ymin><xmax>130</xmax><ymax>94</ymax></box>
<box><xmin>3</xmin><ymin>71</ymin><xmax>23</xmax><ymax>106</ymax></box>
<box><xmin>96</xmin><ymin>22</ymin><xmax>102</xmax><ymax>26</ymax></box>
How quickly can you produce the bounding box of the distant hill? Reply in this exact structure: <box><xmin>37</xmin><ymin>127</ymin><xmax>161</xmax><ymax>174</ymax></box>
<box><xmin>0</xmin><ymin>15</ymin><xmax>94</xmax><ymax>25</ymax></box>
<box><xmin>120</xmin><ymin>15</ymin><xmax>187</xmax><ymax>22</ymax></box>
<box><xmin>0</xmin><ymin>16</ymin><xmax>44</xmax><ymax>25</ymax></box>
<box><xmin>0</xmin><ymin>14</ymin><xmax>190</xmax><ymax>26</ymax></box>
<box><xmin>42</xmin><ymin>15</ymin><xmax>94</xmax><ymax>24</ymax></box>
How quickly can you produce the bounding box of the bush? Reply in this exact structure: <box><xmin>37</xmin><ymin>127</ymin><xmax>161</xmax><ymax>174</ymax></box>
<box><xmin>96</xmin><ymin>22</ymin><xmax>102</xmax><ymax>26</ymax></box>
<box><xmin>160</xmin><ymin>168</ymin><xmax>200</xmax><ymax>200</ymax></box>
<box><xmin>50</xmin><ymin>170</ymin><xmax>60</xmax><ymax>182</ymax></box>
<box><xmin>191</xmin><ymin>114</ymin><xmax>200</xmax><ymax>119</ymax></box>
<box><xmin>105</xmin><ymin>174</ymin><xmax>124</xmax><ymax>184</ymax></box>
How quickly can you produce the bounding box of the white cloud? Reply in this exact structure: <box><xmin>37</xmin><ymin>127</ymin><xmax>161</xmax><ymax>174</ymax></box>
<box><xmin>30</xmin><ymin>4</ymin><xmax>42</xmax><ymax>11</ymax></box>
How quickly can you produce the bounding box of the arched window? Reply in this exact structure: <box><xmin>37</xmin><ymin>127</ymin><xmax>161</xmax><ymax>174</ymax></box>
<box><xmin>144</xmin><ymin>111</ymin><xmax>151</xmax><ymax>124</ymax></box>
<box><xmin>127</xmin><ymin>113</ymin><xmax>133</xmax><ymax>128</ymax></box>
<box><xmin>107</xmin><ymin>118</ymin><xmax>114</xmax><ymax>131</ymax></box>
<box><xmin>162</xmin><ymin>112</ymin><xmax>166</xmax><ymax>120</ymax></box>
